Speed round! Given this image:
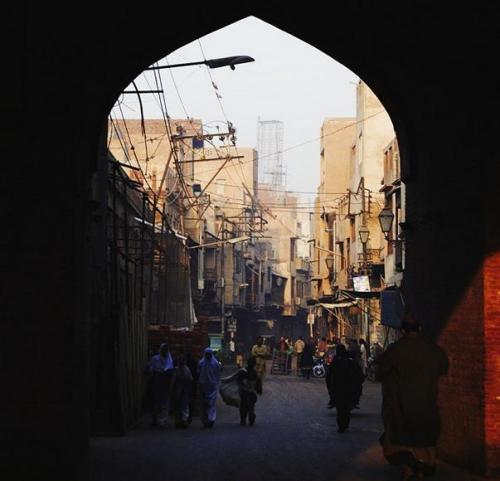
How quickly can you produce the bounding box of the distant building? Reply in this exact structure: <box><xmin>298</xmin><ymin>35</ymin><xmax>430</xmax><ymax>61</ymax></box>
<box><xmin>312</xmin><ymin>81</ymin><xmax>397</xmax><ymax>344</ymax></box>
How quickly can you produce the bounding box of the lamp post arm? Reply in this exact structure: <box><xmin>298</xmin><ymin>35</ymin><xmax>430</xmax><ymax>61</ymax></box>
<box><xmin>145</xmin><ymin>60</ymin><xmax>207</xmax><ymax>70</ymax></box>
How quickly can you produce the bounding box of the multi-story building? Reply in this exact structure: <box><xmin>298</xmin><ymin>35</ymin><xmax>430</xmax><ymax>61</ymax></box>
<box><xmin>380</xmin><ymin>137</ymin><xmax>405</xmax><ymax>287</ymax></box>
<box><xmin>311</xmin><ymin>81</ymin><xmax>397</xmax><ymax>345</ymax></box>
<box><xmin>257</xmin><ymin>186</ymin><xmax>311</xmax><ymax>340</ymax></box>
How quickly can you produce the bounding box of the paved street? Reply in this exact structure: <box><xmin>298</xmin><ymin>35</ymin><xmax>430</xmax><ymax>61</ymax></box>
<box><xmin>91</xmin><ymin>372</ymin><xmax>489</xmax><ymax>481</ymax></box>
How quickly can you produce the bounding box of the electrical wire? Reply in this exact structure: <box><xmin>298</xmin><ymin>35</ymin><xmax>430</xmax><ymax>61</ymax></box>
<box><xmin>191</xmin><ymin>109</ymin><xmax>387</xmax><ymax>177</ymax></box>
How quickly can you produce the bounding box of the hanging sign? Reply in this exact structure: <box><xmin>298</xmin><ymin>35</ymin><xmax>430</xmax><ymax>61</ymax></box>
<box><xmin>353</xmin><ymin>275</ymin><xmax>370</xmax><ymax>292</ymax></box>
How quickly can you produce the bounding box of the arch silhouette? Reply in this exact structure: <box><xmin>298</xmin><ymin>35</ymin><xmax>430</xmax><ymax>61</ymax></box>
<box><xmin>9</xmin><ymin>4</ymin><xmax>499</xmax><ymax>480</ymax></box>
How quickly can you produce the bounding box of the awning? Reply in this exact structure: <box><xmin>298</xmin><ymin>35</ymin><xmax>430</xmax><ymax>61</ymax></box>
<box><xmin>318</xmin><ymin>301</ymin><xmax>357</xmax><ymax>309</ymax></box>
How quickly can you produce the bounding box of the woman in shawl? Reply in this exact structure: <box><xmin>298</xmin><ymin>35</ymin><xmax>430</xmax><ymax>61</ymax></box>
<box><xmin>147</xmin><ymin>343</ymin><xmax>175</xmax><ymax>428</ymax></box>
<box><xmin>197</xmin><ymin>347</ymin><xmax>222</xmax><ymax>428</ymax></box>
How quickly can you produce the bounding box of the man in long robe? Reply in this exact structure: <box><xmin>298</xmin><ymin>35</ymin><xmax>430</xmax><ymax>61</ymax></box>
<box><xmin>197</xmin><ymin>348</ymin><xmax>221</xmax><ymax>428</ymax></box>
<box><xmin>328</xmin><ymin>344</ymin><xmax>364</xmax><ymax>432</ymax></box>
<box><xmin>377</xmin><ymin>314</ymin><xmax>448</xmax><ymax>480</ymax></box>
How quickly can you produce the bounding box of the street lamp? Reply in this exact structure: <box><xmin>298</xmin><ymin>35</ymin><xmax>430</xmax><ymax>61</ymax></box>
<box><xmin>358</xmin><ymin>225</ymin><xmax>370</xmax><ymax>244</ymax></box>
<box><xmin>378</xmin><ymin>206</ymin><xmax>395</xmax><ymax>240</ymax></box>
<box><xmin>146</xmin><ymin>55</ymin><xmax>255</xmax><ymax>71</ymax></box>
<box><xmin>325</xmin><ymin>255</ymin><xmax>336</xmax><ymax>285</ymax></box>
<box><xmin>325</xmin><ymin>255</ymin><xmax>335</xmax><ymax>272</ymax></box>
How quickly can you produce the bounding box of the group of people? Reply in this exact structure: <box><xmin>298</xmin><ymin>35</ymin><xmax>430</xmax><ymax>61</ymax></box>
<box><xmin>146</xmin><ymin>343</ymin><xmax>266</xmax><ymax>429</ymax></box>
<box><xmin>145</xmin><ymin>345</ymin><xmax>222</xmax><ymax>429</ymax></box>
<box><xmin>147</xmin><ymin>318</ymin><xmax>449</xmax><ymax>480</ymax></box>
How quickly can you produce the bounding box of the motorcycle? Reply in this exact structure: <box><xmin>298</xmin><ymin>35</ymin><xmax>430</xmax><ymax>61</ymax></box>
<box><xmin>312</xmin><ymin>356</ymin><xmax>326</xmax><ymax>378</ymax></box>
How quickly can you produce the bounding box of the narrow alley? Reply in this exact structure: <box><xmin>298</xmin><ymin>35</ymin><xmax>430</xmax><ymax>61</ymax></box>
<box><xmin>10</xmin><ymin>5</ymin><xmax>500</xmax><ymax>481</ymax></box>
<box><xmin>90</xmin><ymin>374</ymin><xmax>485</xmax><ymax>481</ymax></box>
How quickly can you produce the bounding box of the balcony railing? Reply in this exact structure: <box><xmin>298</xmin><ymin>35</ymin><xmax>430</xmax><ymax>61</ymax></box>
<box><xmin>357</xmin><ymin>248</ymin><xmax>383</xmax><ymax>266</ymax></box>
<box><xmin>295</xmin><ymin>257</ymin><xmax>310</xmax><ymax>272</ymax></box>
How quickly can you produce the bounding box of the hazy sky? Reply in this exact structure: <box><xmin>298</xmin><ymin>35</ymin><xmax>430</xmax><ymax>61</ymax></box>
<box><xmin>115</xmin><ymin>16</ymin><xmax>359</xmax><ymax>202</ymax></box>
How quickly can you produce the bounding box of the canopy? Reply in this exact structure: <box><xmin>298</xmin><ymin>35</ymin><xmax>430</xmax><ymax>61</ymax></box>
<box><xmin>318</xmin><ymin>301</ymin><xmax>357</xmax><ymax>309</ymax></box>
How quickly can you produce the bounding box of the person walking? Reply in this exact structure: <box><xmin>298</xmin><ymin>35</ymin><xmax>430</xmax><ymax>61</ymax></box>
<box><xmin>147</xmin><ymin>343</ymin><xmax>175</xmax><ymax>428</ymax></box>
<box><xmin>185</xmin><ymin>352</ymin><xmax>198</xmax><ymax>424</ymax></box>
<box><xmin>251</xmin><ymin>336</ymin><xmax>269</xmax><ymax>384</ymax></box>
<box><xmin>329</xmin><ymin>344</ymin><xmax>364</xmax><ymax>433</ymax></box>
<box><xmin>376</xmin><ymin>313</ymin><xmax>448</xmax><ymax>480</ymax></box>
<box><xmin>348</xmin><ymin>338</ymin><xmax>361</xmax><ymax>364</ymax></box>
<box><xmin>294</xmin><ymin>336</ymin><xmax>305</xmax><ymax>375</ymax></box>
<box><xmin>300</xmin><ymin>339</ymin><xmax>314</xmax><ymax>379</ymax></box>
<box><xmin>359</xmin><ymin>338</ymin><xmax>368</xmax><ymax>376</ymax></box>
<box><xmin>197</xmin><ymin>347</ymin><xmax>222</xmax><ymax>428</ymax></box>
<box><xmin>172</xmin><ymin>352</ymin><xmax>193</xmax><ymax>429</ymax></box>
<box><xmin>236</xmin><ymin>356</ymin><xmax>263</xmax><ymax>426</ymax></box>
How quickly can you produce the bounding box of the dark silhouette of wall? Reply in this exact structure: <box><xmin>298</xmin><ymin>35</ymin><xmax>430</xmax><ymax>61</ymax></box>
<box><xmin>3</xmin><ymin>2</ymin><xmax>499</xmax><ymax>480</ymax></box>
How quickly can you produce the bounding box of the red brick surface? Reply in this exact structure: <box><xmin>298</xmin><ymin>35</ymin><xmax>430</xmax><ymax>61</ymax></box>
<box><xmin>437</xmin><ymin>265</ymin><xmax>486</xmax><ymax>472</ymax></box>
<box><xmin>147</xmin><ymin>317</ymin><xmax>209</xmax><ymax>361</ymax></box>
<box><xmin>485</xmin><ymin>252</ymin><xmax>500</xmax><ymax>476</ymax></box>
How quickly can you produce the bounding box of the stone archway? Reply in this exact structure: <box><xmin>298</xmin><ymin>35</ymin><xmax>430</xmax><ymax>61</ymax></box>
<box><xmin>8</xmin><ymin>4</ymin><xmax>499</xmax><ymax>480</ymax></box>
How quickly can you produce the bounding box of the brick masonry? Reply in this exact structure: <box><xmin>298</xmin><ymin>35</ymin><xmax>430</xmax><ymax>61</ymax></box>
<box><xmin>485</xmin><ymin>251</ymin><xmax>500</xmax><ymax>476</ymax></box>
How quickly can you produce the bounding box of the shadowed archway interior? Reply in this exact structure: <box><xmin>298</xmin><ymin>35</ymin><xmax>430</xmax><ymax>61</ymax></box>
<box><xmin>5</xmin><ymin>3</ymin><xmax>500</xmax><ymax>480</ymax></box>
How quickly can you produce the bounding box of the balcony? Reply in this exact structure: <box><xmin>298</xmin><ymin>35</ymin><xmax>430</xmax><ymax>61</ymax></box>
<box><xmin>357</xmin><ymin>248</ymin><xmax>383</xmax><ymax>266</ymax></box>
<box><xmin>295</xmin><ymin>257</ymin><xmax>310</xmax><ymax>273</ymax></box>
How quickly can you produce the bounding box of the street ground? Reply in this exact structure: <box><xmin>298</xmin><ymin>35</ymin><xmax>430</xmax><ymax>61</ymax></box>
<box><xmin>91</xmin><ymin>368</ymin><xmax>492</xmax><ymax>481</ymax></box>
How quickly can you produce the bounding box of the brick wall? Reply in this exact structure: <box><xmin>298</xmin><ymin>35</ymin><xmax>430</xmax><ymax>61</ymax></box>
<box><xmin>437</xmin><ymin>266</ymin><xmax>485</xmax><ymax>472</ymax></box>
<box><xmin>147</xmin><ymin>317</ymin><xmax>209</xmax><ymax>362</ymax></box>
<box><xmin>485</xmin><ymin>251</ymin><xmax>500</xmax><ymax>476</ymax></box>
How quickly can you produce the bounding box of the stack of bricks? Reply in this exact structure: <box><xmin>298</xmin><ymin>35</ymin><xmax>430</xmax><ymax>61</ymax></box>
<box><xmin>147</xmin><ymin>316</ymin><xmax>209</xmax><ymax>361</ymax></box>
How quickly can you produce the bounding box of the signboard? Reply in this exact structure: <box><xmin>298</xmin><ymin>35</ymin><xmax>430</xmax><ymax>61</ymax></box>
<box><xmin>380</xmin><ymin>289</ymin><xmax>404</xmax><ymax>328</ymax></box>
<box><xmin>227</xmin><ymin>320</ymin><xmax>237</xmax><ymax>332</ymax></box>
<box><xmin>353</xmin><ymin>275</ymin><xmax>370</xmax><ymax>292</ymax></box>
<box><xmin>307</xmin><ymin>312</ymin><xmax>315</xmax><ymax>324</ymax></box>
<box><xmin>209</xmin><ymin>335</ymin><xmax>222</xmax><ymax>351</ymax></box>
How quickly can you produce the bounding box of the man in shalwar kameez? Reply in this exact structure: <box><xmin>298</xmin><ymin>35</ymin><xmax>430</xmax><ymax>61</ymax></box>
<box><xmin>251</xmin><ymin>336</ymin><xmax>269</xmax><ymax>384</ymax></box>
<box><xmin>377</xmin><ymin>314</ymin><xmax>448</xmax><ymax>480</ymax></box>
<box><xmin>197</xmin><ymin>348</ymin><xmax>221</xmax><ymax>428</ymax></box>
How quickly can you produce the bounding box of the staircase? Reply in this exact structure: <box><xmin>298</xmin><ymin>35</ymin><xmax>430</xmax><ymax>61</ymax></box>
<box><xmin>271</xmin><ymin>351</ymin><xmax>290</xmax><ymax>375</ymax></box>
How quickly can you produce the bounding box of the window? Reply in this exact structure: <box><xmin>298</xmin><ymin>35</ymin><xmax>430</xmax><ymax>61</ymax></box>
<box><xmin>267</xmin><ymin>266</ymin><xmax>271</xmax><ymax>282</ymax></box>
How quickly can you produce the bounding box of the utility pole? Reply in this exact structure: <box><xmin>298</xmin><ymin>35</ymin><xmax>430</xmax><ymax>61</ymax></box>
<box><xmin>220</xmin><ymin>219</ymin><xmax>226</xmax><ymax>349</ymax></box>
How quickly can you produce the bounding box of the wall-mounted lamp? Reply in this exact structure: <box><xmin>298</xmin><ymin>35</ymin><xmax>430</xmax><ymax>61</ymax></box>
<box><xmin>378</xmin><ymin>207</ymin><xmax>394</xmax><ymax>239</ymax></box>
<box><xmin>358</xmin><ymin>225</ymin><xmax>370</xmax><ymax>244</ymax></box>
